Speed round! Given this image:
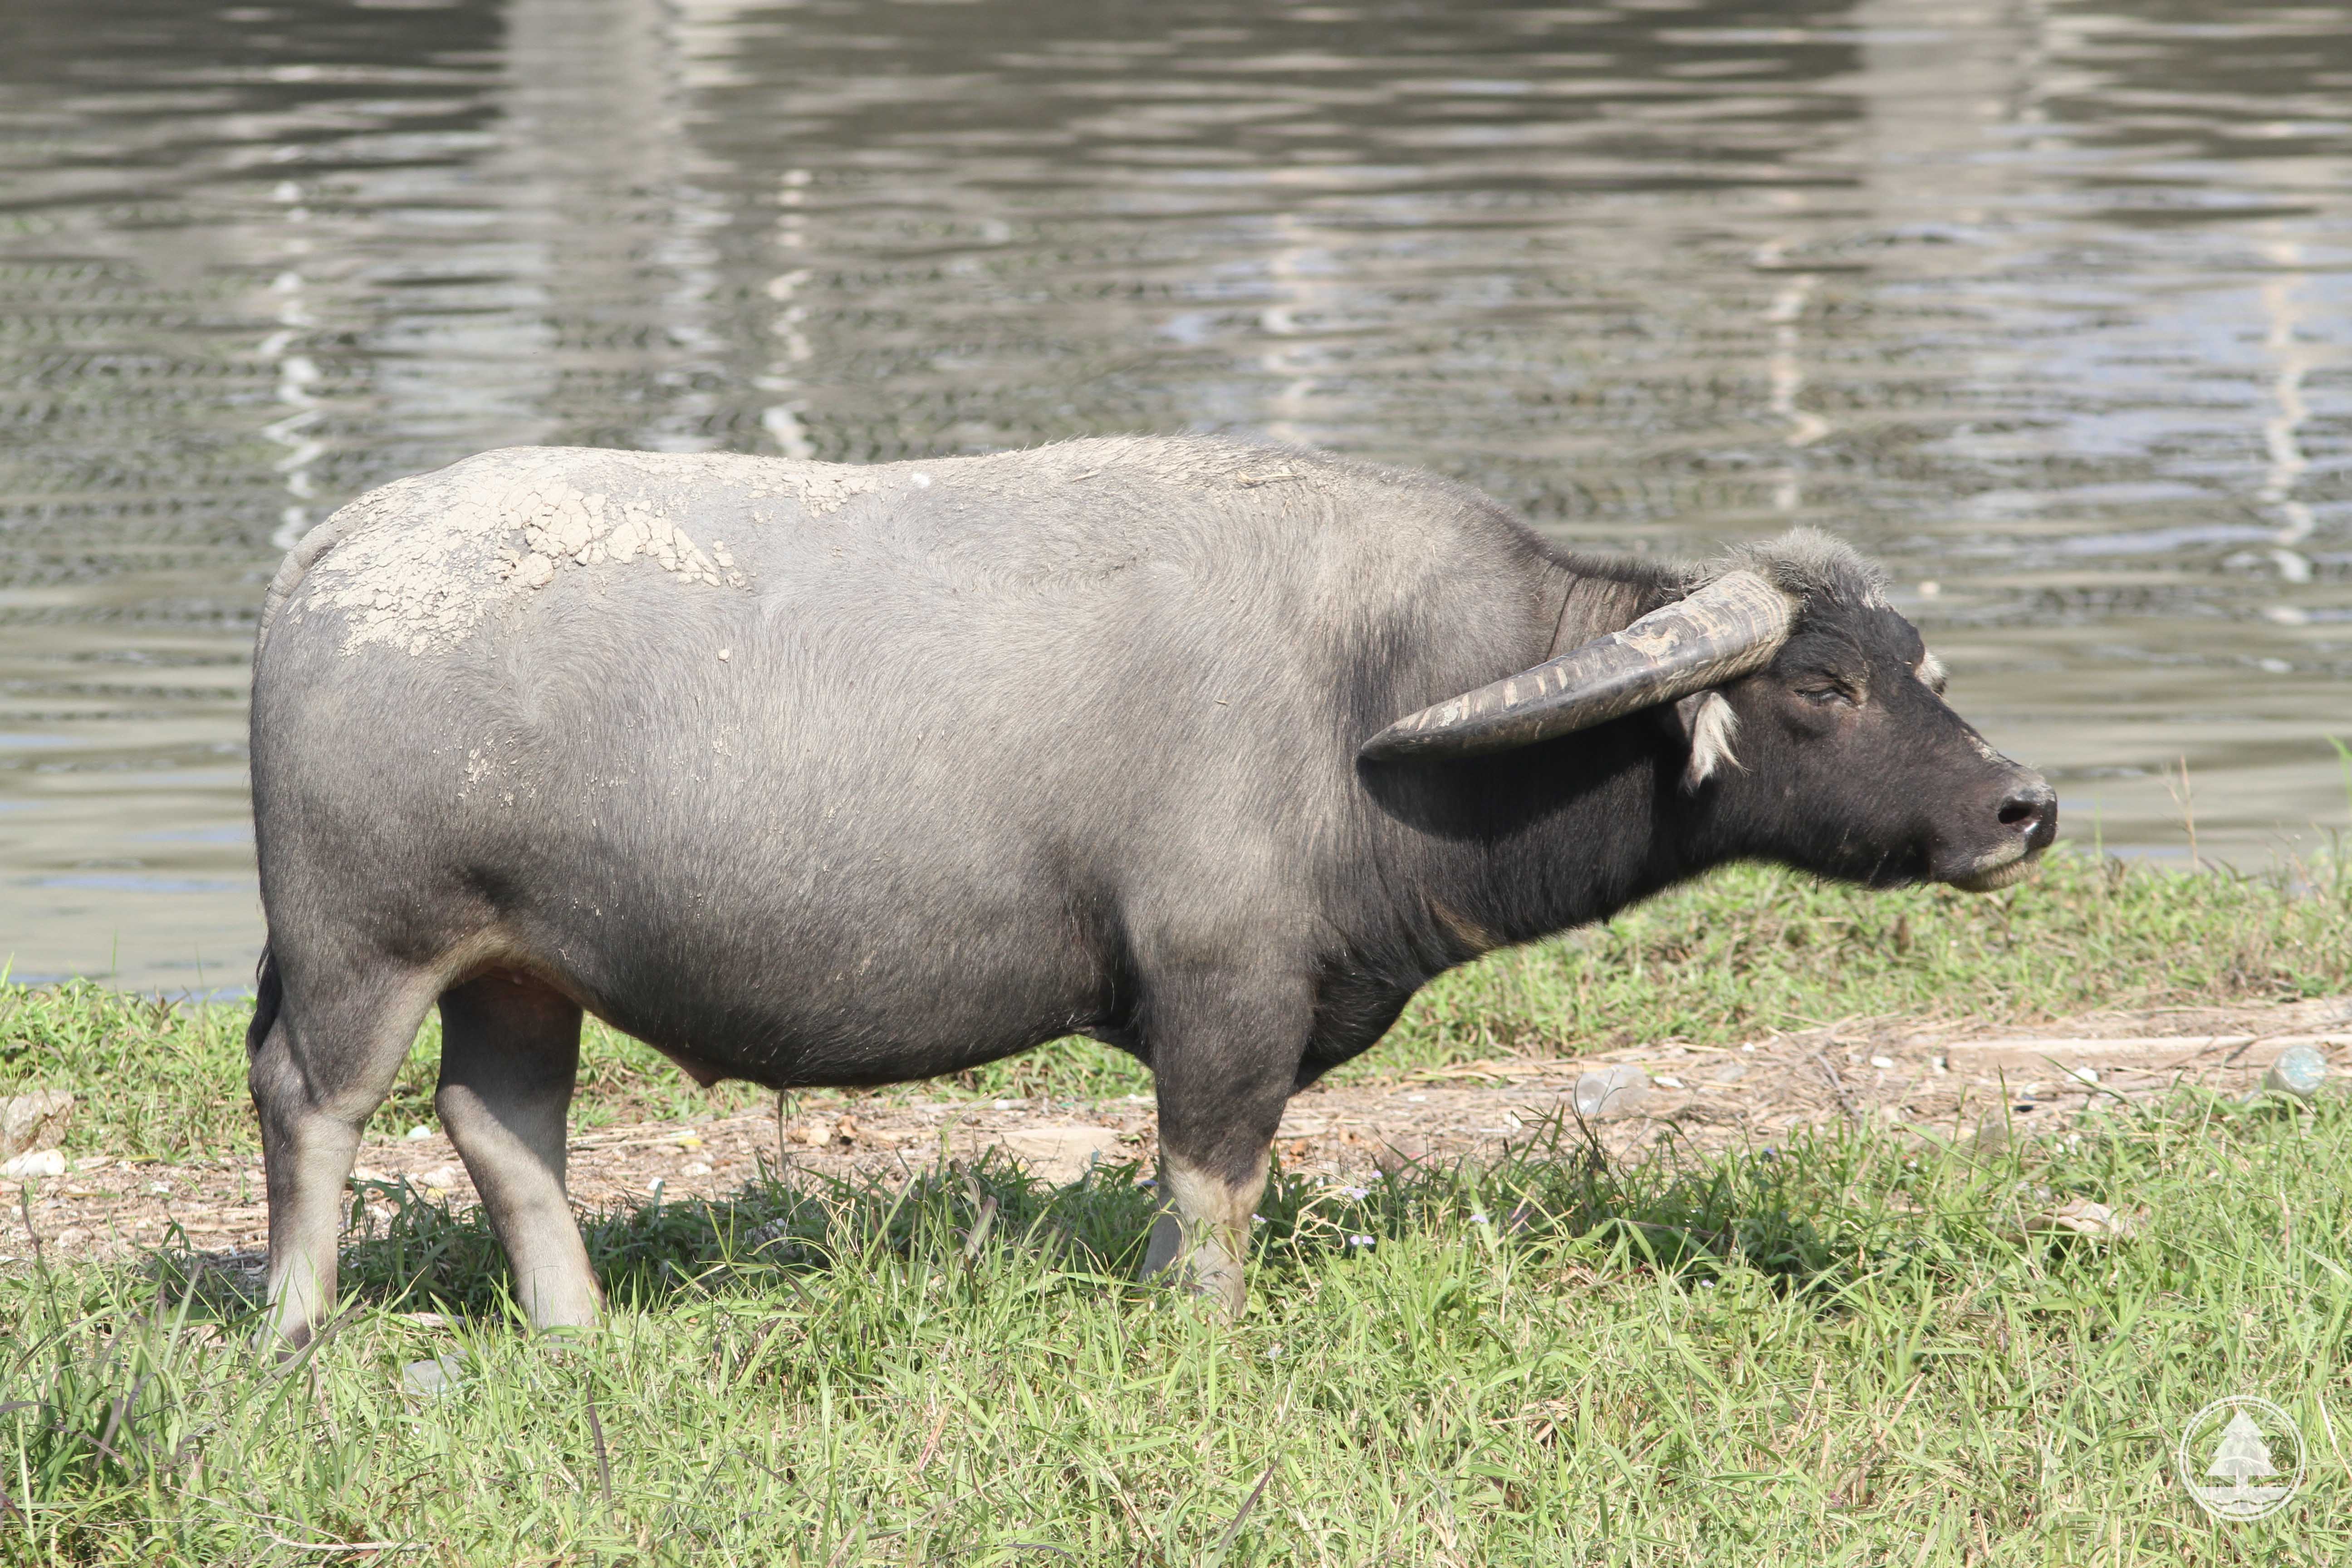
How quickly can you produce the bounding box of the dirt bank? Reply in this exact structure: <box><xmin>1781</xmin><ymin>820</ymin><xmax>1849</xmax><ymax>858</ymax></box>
<box><xmin>8</xmin><ymin>995</ymin><xmax>2348</xmax><ymax>1273</ymax></box>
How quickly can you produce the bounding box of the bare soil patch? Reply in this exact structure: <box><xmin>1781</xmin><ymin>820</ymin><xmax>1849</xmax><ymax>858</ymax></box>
<box><xmin>10</xmin><ymin>996</ymin><xmax>2349</xmax><ymax>1274</ymax></box>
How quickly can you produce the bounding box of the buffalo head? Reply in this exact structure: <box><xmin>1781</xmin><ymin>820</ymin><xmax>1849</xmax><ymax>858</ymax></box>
<box><xmin>1362</xmin><ymin>529</ymin><xmax>2057</xmax><ymax>893</ymax></box>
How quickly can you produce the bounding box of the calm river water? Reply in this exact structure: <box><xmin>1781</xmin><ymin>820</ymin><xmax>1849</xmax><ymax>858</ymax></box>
<box><xmin>4</xmin><ymin>0</ymin><xmax>2351</xmax><ymax>988</ymax></box>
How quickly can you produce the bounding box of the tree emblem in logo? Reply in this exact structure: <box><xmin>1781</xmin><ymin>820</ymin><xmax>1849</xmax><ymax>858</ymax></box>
<box><xmin>2176</xmin><ymin>1396</ymin><xmax>2303</xmax><ymax>1521</ymax></box>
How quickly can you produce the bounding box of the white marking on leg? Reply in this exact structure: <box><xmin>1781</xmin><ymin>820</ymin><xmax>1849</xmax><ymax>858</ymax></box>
<box><xmin>265</xmin><ymin>1122</ymin><xmax>364</xmax><ymax>1343</ymax></box>
<box><xmin>1147</xmin><ymin>1149</ymin><xmax>1269</xmax><ymax>1318</ymax></box>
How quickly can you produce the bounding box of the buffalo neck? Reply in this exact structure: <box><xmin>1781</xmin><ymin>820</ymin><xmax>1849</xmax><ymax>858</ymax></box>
<box><xmin>1365</xmin><ymin>556</ymin><xmax>1698</xmax><ymax>971</ymax></box>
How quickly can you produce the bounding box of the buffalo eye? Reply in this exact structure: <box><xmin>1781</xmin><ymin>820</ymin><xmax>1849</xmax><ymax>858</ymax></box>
<box><xmin>1796</xmin><ymin>682</ymin><xmax>1859</xmax><ymax>708</ymax></box>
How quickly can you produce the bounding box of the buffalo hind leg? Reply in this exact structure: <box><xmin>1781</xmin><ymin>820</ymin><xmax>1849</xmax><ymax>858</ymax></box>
<box><xmin>251</xmin><ymin>955</ymin><xmax>439</xmax><ymax>1347</ymax></box>
<box><xmin>1140</xmin><ymin>971</ymin><xmax>1307</xmax><ymax>1318</ymax></box>
<box><xmin>434</xmin><ymin>973</ymin><xmax>601</xmax><ymax>1332</ymax></box>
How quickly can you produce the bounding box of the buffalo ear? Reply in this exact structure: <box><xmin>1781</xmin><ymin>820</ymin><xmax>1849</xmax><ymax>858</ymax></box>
<box><xmin>1675</xmin><ymin>690</ymin><xmax>1740</xmax><ymax>792</ymax></box>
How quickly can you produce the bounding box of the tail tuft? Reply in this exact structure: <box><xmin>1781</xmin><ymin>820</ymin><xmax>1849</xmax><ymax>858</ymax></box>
<box><xmin>247</xmin><ymin>944</ymin><xmax>282</xmax><ymax>1055</ymax></box>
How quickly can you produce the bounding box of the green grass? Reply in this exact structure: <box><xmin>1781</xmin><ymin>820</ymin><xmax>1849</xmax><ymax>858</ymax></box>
<box><xmin>5</xmin><ymin>849</ymin><xmax>2351</xmax><ymax>1159</ymax></box>
<box><xmin>9</xmin><ymin>1094</ymin><xmax>2352</xmax><ymax>1563</ymax></box>
<box><xmin>1397</xmin><ymin>844</ymin><xmax>2352</xmax><ymax>1065</ymax></box>
<box><xmin>9</xmin><ymin>850</ymin><xmax>2352</xmax><ymax>1563</ymax></box>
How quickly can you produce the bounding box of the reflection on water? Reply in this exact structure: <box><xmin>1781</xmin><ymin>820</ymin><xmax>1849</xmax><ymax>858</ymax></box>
<box><xmin>3</xmin><ymin>0</ymin><xmax>2350</xmax><ymax>987</ymax></box>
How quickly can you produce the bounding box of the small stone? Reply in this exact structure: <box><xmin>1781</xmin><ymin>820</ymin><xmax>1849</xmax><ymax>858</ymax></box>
<box><xmin>402</xmin><ymin>1355</ymin><xmax>467</xmax><ymax>1398</ymax></box>
<box><xmin>405</xmin><ymin>1125</ymin><xmax>432</xmax><ymax>1141</ymax></box>
<box><xmin>1573</xmin><ymin>1065</ymin><xmax>1650</xmax><ymax>1121</ymax></box>
<box><xmin>1869</xmin><ymin>1056</ymin><xmax>1896</xmax><ymax>1070</ymax></box>
<box><xmin>2025</xmin><ymin>1197</ymin><xmax>2140</xmax><ymax>1241</ymax></box>
<box><xmin>681</xmin><ymin>1161</ymin><xmax>713</xmax><ymax>1176</ymax></box>
<box><xmin>1001</xmin><ymin>1126</ymin><xmax>1122</xmax><ymax>1185</ymax></box>
<box><xmin>0</xmin><ymin>1091</ymin><xmax>73</xmax><ymax>1161</ymax></box>
<box><xmin>1</xmin><ymin>1148</ymin><xmax>65</xmax><ymax>1180</ymax></box>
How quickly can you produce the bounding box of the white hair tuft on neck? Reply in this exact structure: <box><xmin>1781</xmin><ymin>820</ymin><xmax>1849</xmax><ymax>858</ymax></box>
<box><xmin>1680</xmin><ymin>690</ymin><xmax>1741</xmax><ymax>791</ymax></box>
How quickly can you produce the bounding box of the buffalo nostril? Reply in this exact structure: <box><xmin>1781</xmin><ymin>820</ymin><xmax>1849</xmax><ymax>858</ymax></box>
<box><xmin>1996</xmin><ymin>783</ymin><xmax>2058</xmax><ymax>839</ymax></box>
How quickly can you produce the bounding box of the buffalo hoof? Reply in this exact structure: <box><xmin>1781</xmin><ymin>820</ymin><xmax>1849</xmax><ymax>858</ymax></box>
<box><xmin>1142</xmin><ymin>1211</ymin><xmax>1248</xmax><ymax>1319</ymax></box>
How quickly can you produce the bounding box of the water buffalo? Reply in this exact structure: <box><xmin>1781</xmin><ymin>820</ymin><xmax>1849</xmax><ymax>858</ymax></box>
<box><xmin>246</xmin><ymin>436</ymin><xmax>2055</xmax><ymax>1341</ymax></box>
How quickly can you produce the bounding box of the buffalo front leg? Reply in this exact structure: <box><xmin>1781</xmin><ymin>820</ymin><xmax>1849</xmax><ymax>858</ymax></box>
<box><xmin>1140</xmin><ymin>972</ymin><xmax>1306</xmax><ymax>1318</ymax></box>
<box><xmin>434</xmin><ymin>973</ymin><xmax>601</xmax><ymax>1332</ymax></box>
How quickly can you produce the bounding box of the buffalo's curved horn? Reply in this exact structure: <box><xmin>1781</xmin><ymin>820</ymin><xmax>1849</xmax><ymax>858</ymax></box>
<box><xmin>1360</xmin><ymin>570</ymin><xmax>1795</xmax><ymax>761</ymax></box>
